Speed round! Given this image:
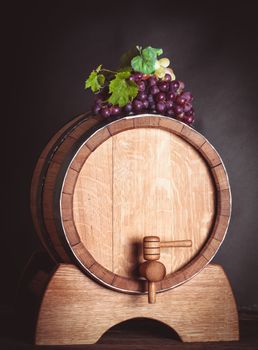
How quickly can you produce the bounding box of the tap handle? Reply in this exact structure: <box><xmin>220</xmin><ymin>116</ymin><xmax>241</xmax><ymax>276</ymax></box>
<box><xmin>140</xmin><ymin>235</ymin><xmax>192</xmax><ymax>304</ymax></box>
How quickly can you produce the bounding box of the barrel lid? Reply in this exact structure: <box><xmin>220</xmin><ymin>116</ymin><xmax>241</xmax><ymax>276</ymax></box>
<box><xmin>57</xmin><ymin>114</ymin><xmax>231</xmax><ymax>293</ymax></box>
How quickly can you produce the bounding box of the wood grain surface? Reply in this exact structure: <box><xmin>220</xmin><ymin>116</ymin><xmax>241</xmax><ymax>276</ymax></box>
<box><xmin>35</xmin><ymin>263</ymin><xmax>239</xmax><ymax>345</ymax></box>
<box><xmin>74</xmin><ymin>128</ymin><xmax>215</xmax><ymax>277</ymax></box>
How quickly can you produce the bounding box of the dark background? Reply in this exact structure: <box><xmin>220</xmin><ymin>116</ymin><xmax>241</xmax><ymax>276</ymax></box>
<box><xmin>3</xmin><ymin>1</ymin><xmax>258</xmax><ymax>312</ymax></box>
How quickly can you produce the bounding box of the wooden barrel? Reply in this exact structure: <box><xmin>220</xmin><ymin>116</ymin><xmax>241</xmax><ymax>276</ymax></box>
<box><xmin>31</xmin><ymin>114</ymin><xmax>231</xmax><ymax>293</ymax></box>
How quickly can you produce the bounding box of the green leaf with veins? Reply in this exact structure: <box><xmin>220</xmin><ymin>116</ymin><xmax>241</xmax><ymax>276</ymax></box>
<box><xmin>108</xmin><ymin>71</ymin><xmax>138</xmax><ymax>107</ymax></box>
<box><xmin>131</xmin><ymin>46</ymin><xmax>163</xmax><ymax>74</ymax></box>
<box><xmin>85</xmin><ymin>65</ymin><xmax>105</xmax><ymax>93</ymax></box>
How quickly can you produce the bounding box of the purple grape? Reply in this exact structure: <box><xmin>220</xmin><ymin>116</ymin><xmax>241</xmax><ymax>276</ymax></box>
<box><xmin>100</xmin><ymin>107</ymin><xmax>111</xmax><ymax>118</ymax></box>
<box><xmin>137</xmin><ymin>91</ymin><xmax>148</xmax><ymax>101</ymax></box>
<box><xmin>143</xmin><ymin>100</ymin><xmax>149</xmax><ymax>109</ymax></box>
<box><xmin>150</xmin><ymin>85</ymin><xmax>160</xmax><ymax>95</ymax></box>
<box><xmin>177</xmin><ymin>112</ymin><xmax>185</xmax><ymax>121</ymax></box>
<box><xmin>132</xmin><ymin>99</ymin><xmax>143</xmax><ymax>112</ymax></box>
<box><xmin>167</xmin><ymin>91</ymin><xmax>175</xmax><ymax>100</ymax></box>
<box><xmin>170</xmin><ymin>80</ymin><xmax>179</xmax><ymax>92</ymax></box>
<box><xmin>184</xmin><ymin>115</ymin><xmax>195</xmax><ymax>124</ymax></box>
<box><xmin>164</xmin><ymin>74</ymin><xmax>172</xmax><ymax>82</ymax></box>
<box><xmin>137</xmin><ymin>81</ymin><xmax>146</xmax><ymax>92</ymax></box>
<box><xmin>181</xmin><ymin>91</ymin><xmax>193</xmax><ymax>102</ymax></box>
<box><xmin>156</xmin><ymin>102</ymin><xmax>166</xmax><ymax>113</ymax></box>
<box><xmin>110</xmin><ymin>105</ymin><xmax>121</xmax><ymax>116</ymax></box>
<box><xmin>93</xmin><ymin>104</ymin><xmax>101</xmax><ymax>115</ymax></box>
<box><xmin>155</xmin><ymin>92</ymin><xmax>166</xmax><ymax>102</ymax></box>
<box><xmin>167</xmin><ymin>109</ymin><xmax>175</xmax><ymax>117</ymax></box>
<box><xmin>183</xmin><ymin>102</ymin><xmax>192</xmax><ymax>112</ymax></box>
<box><xmin>124</xmin><ymin>103</ymin><xmax>133</xmax><ymax>114</ymax></box>
<box><xmin>185</xmin><ymin>109</ymin><xmax>194</xmax><ymax>116</ymax></box>
<box><xmin>189</xmin><ymin>116</ymin><xmax>195</xmax><ymax>124</ymax></box>
<box><xmin>166</xmin><ymin>100</ymin><xmax>173</xmax><ymax>110</ymax></box>
<box><xmin>176</xmin><ymin>95</ymin><xmax>187</xmax><ymax>106</ymax></box>
<box><xmin>174</xmin><ymin>105</ymin><xmax>184</xmax><ymax>114</ymax></box>
<box><xmin>129</xmin><ymin>75</ymin><xmax>135</xmax><ymax>82</ymax></box>
<box><xmin>158</xmin><ymin>81</ymin><xmax>169</xmax><ymax>92</ymax></box>
<box><xmin>148</xmin><ymin>76</ymin><xmax>157</xmax><ymax>87</ymax></box>
<box><xmin>134</xmin><ymin>72</ymin><xmax>143</xmax><ymax>81</ymax></box>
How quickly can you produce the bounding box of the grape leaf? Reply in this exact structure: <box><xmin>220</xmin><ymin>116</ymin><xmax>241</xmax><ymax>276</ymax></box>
<box><xmin>85</xmin><ymin>65</ymin><xmax>105</xmax><ymax>93</ymax></box>
<box><xmin>108</xmin><ymin>71</ymin><xmax>138</xmax><ymax>107</ymax></box>
<box><xmin>131</xmin><ymin>46</ymin><xmax>163</xmax><ymax>74</ymax></box>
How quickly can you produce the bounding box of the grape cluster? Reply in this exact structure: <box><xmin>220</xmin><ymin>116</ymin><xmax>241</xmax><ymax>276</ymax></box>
<box><xmin>92</xmin><ymin>73</ymin><xmax>195</xmax><ymax>125</ymax></box>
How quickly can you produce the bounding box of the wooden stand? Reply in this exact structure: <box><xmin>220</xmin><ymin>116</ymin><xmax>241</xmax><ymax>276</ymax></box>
<box><xmin>35</xmin><ymin>263</ymin><xmax>239</xmax><ymax>345</ymax></box>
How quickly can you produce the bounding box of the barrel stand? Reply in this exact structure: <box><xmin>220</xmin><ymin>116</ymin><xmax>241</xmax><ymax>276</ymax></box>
<box><xmin>33</xmin><ymin>263</ymin><xmax>239</xmax><ymax>345</ymax></box>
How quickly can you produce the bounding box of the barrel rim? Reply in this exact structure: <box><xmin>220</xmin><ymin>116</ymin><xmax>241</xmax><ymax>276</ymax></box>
<box><xmin>59</xmin><ymin>114</ymin><xmax>231</xmax><ymax>294</ymax></box>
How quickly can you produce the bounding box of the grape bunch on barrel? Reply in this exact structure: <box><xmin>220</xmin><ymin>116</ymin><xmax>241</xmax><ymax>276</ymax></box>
<box><xmin>85</xmin><ymin>46</ymin><xmax>195</xmax><ymax>125</ymax></box>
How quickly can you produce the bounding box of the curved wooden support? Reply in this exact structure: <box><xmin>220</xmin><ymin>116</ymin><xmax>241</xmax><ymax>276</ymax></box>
<box><xmin>35</xmin><ymin>264</ymin><xmax>239</xmax><ymax>345</ymax></box>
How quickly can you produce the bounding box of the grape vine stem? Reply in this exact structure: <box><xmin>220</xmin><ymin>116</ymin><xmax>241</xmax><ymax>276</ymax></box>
<box><xmin>101</xmin><ymin>68</ymin><xmax>117</xmax><ymax>75</ymax></box>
